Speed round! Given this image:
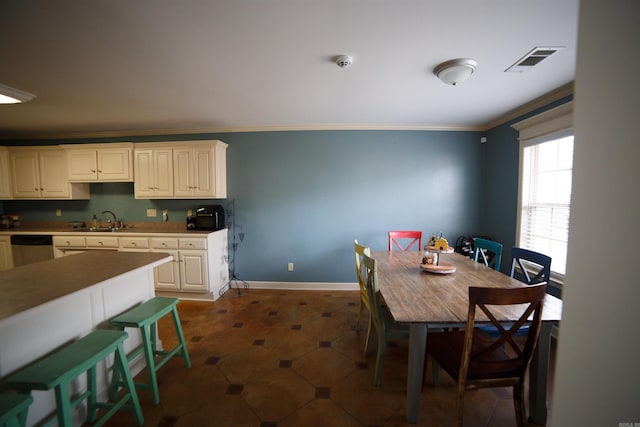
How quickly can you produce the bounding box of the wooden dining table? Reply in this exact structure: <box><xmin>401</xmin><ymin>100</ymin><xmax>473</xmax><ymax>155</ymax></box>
<box><xmin>372</xmin><ymin>250</ymin><xmax>563</xmax><ymax>424</ymax></box>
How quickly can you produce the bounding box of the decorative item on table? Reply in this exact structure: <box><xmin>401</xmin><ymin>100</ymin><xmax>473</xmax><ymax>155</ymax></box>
<box><xmin>421</xmin><ymin>232</ymin><xmax>456</xmax><ymax>274</ymax></box>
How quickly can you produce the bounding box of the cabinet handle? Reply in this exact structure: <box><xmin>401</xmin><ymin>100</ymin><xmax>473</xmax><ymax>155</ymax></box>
<box><xmin>98</xmin><ymin>170</ymin><xmax>102</xmax><ymax>172</ymax></box>
<box><xmin>98</xmin><ymin>241</ymin><xmax>103</xmax><ymax>245</ymax></box>
<box><xmin>91</xmin><ymin>169</ymin><xmax>96</xmax><ymax>172</ymax></box>
<box><xmin>132</xmin><ymin>242</ymin><xmax>137</xmax><ymax>246</ymax></box>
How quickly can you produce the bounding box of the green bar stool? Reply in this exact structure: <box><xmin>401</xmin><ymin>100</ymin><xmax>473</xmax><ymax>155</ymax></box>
<box><xmin>0</xmin><ymin>394</ymin><xmax>33</xmax><ymax>427</ymax></box>
<box><xmin>2</xmin><ymin>330</ymin><xmax>143</xmax><ymax>427</ymax></box>
<box><xmin>109</xmin><ymin>297</ymin><xmax>191</xmax><ymax>405</ymax></box>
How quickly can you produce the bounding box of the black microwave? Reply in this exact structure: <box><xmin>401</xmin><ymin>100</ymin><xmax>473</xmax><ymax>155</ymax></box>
<box><xmin>187</xmin><ymin>205</ymin><xmax>225</xmax><ymax>231</ymax></box>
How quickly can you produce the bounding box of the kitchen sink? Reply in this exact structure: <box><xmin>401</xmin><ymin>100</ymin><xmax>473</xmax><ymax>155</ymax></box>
<box><xmin>69</xmin><ymin>227</ymin><xmax>123</xmax><ymax>232</ymax></box>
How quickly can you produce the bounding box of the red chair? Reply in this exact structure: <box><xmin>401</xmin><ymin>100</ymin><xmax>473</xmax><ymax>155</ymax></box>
<box><xmin>388</xmin><ymin>230</ymin><xmax>422</xmax><ymax>252</ymax></box>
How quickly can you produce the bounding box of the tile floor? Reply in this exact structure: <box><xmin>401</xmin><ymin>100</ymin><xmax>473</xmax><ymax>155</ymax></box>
<box><xmin>103</xmin><ymin>289</ymin><xmax>556</xmax><ymax>427</ymax></box>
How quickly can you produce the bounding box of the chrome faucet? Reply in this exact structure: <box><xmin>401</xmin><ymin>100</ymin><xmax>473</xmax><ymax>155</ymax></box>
<box><xmin>101</xmin><ymin>210</ymin><xmax>118</xmax><ymax>229</ymax></box>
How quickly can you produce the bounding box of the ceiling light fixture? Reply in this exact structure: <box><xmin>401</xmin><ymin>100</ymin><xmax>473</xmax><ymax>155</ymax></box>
<box><xmin>0</xmin><ymin>83</ymin><xmax>36</xmax><ymax>104</ymax></box>
<box><xmin>434</xmin><ymin>58</ymin><xmax>478</xmax><ymax>86</ymax></box>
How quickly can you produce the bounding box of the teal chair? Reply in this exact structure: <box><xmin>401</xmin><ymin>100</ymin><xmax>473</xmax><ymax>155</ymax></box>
<box><xmin>473</xmin><ymin>237</ymin><xmax>503</xmax><ymax>271</ymax></box>
<box><xmin>0</xmin><ymin>394</ymin><xmax>33</xmax><ymax>427</ymax></box>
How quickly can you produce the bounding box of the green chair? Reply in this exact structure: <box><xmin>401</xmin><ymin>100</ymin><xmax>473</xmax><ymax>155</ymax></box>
<box><xmin>0</xmin><ymin>394</ymin><xmax>33</xmax><ymax>427</ymax></box>
<box><xmin>362</xmin><ymin>253</ymin><xmax>410</xmax><ymax>386</ymax></box>
<box><xmin>109</xmin><ymin>297</ymin><xmax>191</xmax><ymax>405</ymax></box>
<box><xmin>473</xmin><ymin>237</ymin><xmax>503</xmax><ymax>271</ymax></box>
<box><xmin>354</xmin><ymin>240</ymin><xmax>374</xmax><ymax>352</ymax></box>
<box><xmin>2</xmin><ymin>330</ymin><xmax>143</xmax><ymax>427</ymax></box>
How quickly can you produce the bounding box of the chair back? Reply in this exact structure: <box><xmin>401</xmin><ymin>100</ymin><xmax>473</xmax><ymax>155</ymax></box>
<box><xmin>473</xmin><ymin>237</ymin><xmax>503</xmax><ymax>271</ymax></box>
<box><xmin>510</xmin><ymin>247</ymin><xmax>551</xmax><ymax>286</ymax></box>
<box><xmin>461</xmin><ymin>284</ymin><xmax>546</xmax><ymax>381</ymax></box>
<box><xmin>361</xmin><ymin>254</ymin><xmax>385</xmax><ymax>330</ymax></box>
<box><xmin>388</xmin><ymin>230</ymin><xmax>422</xmax><ymax>252</ymax></box>
<box><xmin>354</xmin><ymin>240</ymin><xmax>371</xmax><ymax>298</ymax></box>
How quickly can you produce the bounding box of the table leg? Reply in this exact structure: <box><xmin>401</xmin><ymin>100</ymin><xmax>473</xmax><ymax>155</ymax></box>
<box><xmin>529</xmin><ymin>321</ymin><xmax>553</xmax><ymax>424</ymax></box>
<box><xmin>407</xmin><ymin>323</ymin><xmax>427</xmax><ymax>423</ymax></box>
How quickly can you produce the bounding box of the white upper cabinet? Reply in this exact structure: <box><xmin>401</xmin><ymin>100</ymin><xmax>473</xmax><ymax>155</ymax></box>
<box><xmin>0</xmin><ymin>147</ymin><xmax>12</xmax><ymax>199</ymax></box>
<box><xmin>9</xmin><ymin>147</ymin><xmax>90</xmax><ymax>199</ymax></box>
<box><xmin>134</xmin><ymin>146</ymin><xmax>174</xmax><ymax>198</ymax></box>
<box><xmin>173</xmin><ymin>141</ymin><xmax>227</xmax><ymax>199</ymax></box>
<box><xmin>134</xmin><ymin>140</ymin><xmax>227</xmax><ymax>199</ymax></box>
<box><xmin>63</xmin><ymin>143</ymin><xmax>133</xmax><ymax>182</ymax></box>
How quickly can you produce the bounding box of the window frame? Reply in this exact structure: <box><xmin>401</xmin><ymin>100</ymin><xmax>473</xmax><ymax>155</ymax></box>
<box><xmin>512</xmin><ymin>101</ymin><xmax>574</xmax><ymax>287</ymax></box>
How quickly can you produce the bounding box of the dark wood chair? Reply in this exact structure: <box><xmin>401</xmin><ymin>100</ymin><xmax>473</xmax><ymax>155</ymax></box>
<box><xmin>427</xmin><ymin>284</ymin><xmax>547</xmax><ymax>427</ymax></box>
<box><xmin>388</xmin><ymin>230</ymin><xmax>422</xmax><ymax>252</ymax></box>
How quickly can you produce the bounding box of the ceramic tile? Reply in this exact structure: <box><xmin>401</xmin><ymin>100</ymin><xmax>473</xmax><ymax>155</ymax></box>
<box><xmin>102</xmin><ymin>289</ymin><xmax>556</xmax><ymax>427</ymax></box>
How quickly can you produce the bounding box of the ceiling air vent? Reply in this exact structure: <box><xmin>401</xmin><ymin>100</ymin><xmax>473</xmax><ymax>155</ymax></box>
<box><xmin>505</xmin><ymin>46</ymin><xmax>565</xmax><ymax>72</ymax></box>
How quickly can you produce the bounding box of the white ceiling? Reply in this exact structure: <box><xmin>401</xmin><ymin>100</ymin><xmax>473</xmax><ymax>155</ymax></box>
<box><xmin>0</xmin><ymin>0</ymin><xmax>579</xmax><ymax>139</ymax></box>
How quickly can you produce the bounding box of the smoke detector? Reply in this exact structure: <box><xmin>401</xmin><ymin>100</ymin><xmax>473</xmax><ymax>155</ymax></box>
<box><xmin>336</xmin><ymin>55</ymin><xmax>353</xmax><ymax>69</ymax></box>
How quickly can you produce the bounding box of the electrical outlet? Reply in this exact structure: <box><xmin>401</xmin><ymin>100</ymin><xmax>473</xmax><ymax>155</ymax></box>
<box><xmin>55</xmin><ymin>208</ymin><xmax>62</xmax><ymax>217</ymax></box>
<box><xmin>187</xmin><ymin>209</ymin><xmax>193</xmax><ymax>216</ymax></box>
<box><xmin>147</xmin><ymin>209</ymin><xmax>157</xmax><ymax>217</ymax></box>
<box><xmin>288</xmin><ymin>263</ymin><xmax>294</xmax><ymax>272</ymax></box>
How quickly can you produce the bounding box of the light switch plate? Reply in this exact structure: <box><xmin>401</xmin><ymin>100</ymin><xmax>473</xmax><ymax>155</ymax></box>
<box><xmin>147</xmin><ymin>209</ymin><xmax>157</xmax><ymax>217</ymax></box>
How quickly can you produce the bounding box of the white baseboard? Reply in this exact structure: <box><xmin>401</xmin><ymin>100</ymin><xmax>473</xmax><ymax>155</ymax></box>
<box><xmin>246</xmin><ymin>281</ymin><xmax>359</xmax><ymax>292</ymax></box>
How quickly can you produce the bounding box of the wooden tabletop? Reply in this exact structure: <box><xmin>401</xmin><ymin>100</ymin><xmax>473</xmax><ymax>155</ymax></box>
<box><xmin>372</xmin><ymin>250</ymin><xmax>563</xmax><ymax>324</ymax></box>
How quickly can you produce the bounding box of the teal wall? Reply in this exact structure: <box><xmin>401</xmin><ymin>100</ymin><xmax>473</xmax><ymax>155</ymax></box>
<box><xmin>2</xmin><ymin>97</ymin><xmax>574</xmax><ymax>284</ymax></box>
<box><xmin>2</xmin><ymin>129</ymin><xmax>485</xmax><ymax>282</ymax></box>
<box><xmin>482</xmin><ymin>95</ymin><xmax>572</xmax><ymax>297</ymax></box>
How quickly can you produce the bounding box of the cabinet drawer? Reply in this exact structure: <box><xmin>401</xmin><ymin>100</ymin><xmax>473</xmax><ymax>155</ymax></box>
<box><xmin>151</xmin><ymin>238</ymin><xmax>179</xmax><ymax>250</ymax></box>
<box><xmin>179</xmin><ymin>238</ymin><xmax>207</xmax><ymax>250</ymax></box>
<box><xmin>119</xmin><ymin>237</ymin><xmax>149</xmax><ymax>250</ymax></box>
<box><xmin>53</xmin><ymin>235</ymin><xmax>86</xmax><ymax>248</ymax></box>
<box><xmin>86</xmin><ymin>236</ymin><xmax>119</xmax><ymax>248</ymax></box>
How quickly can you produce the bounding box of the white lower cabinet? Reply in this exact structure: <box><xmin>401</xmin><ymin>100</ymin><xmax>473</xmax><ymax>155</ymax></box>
<box><xmin>151</xmin><ymin>237</ymin><xmax>209</xmax><ymax>293</ymax></box>
<box><xmin>51</xmin><ymin>230</ymin><xmax>227</xmax><ymax>298</ymax></box>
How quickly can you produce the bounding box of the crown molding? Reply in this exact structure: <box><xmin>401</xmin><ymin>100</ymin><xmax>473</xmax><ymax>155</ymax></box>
<box><xmin>0</xmin><ymin>123</ymin><xmax>485</xmax><ymax>141</ymax></box>
<box><xmin>482</xmin><ymin>82</ymin><xmax>574</xmax><ymax>131</ymax></box>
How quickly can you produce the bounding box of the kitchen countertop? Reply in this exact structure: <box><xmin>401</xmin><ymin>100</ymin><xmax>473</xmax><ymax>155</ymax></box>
<box><xmin>0</xmin><ymin>251</ymin><xmax>172</xmax><ymax>321</ymax></box>
<box><xmin>0</xmin><ymin>224</ymin><xmax>219</xmax><ymax>237</ymax></box>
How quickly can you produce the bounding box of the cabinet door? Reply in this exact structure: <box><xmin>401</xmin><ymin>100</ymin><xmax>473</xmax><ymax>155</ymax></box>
<box><xmin>173</xmin><ymin>148</ymin><xmax>193</xmax><ymax>197</ymax></box>
<box><xmin>134</xmin><ymin>148</ymin><xmax>173</xmax><ymax>198</ymax></box>
<box><xmin>0</xmin><ymin>149</ymin><xmax>13</xmax><ymax>199</ymax></box>
<box><xmin>10</xmin><ymin>151</ymin><xmax>41</xmax><ymax>198</ymax></box>
<box><xmin>39</xmin><ymin>150</ymin><xmax>70</xmax><ymax>198</ymax></box>
<box><xmin>153</xmin><ymin>148</ymin><xmax>174</xmax><ymax>197</ymax></box>
<box><xmin>0</xmin><ymin>236</ymin><xmax>13</xmax><ymax>271</ymax></box>
<box><xmin>98</xmin><ymin>148</ymin><xmax>132</xmax><ymax>181</ymax></box>
<box><xmin>67</xmin><ymin>149</ymin><xmax>98</xmax><ymax>181</ymax></box>
<box><xmin>180</xmin><ymin>250</ymin><xmax>208</xmax><ymax>292</ymax></box>
<box><xmin>153</xmin><ymin>249</ymin><xmax>180</xmax><ymax>290</ymax></box>
<box><xmin>192</xmin><ymin>147</ymin><xmax>214</xmax><ymax>197</ymax></box>
<box><xmin>134</xmin><ymin>149</ymin><xmax>155</xmax><ymax>197</ymax></box>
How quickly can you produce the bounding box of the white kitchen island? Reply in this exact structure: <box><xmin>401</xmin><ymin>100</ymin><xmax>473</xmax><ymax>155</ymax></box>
<box><xmin>0</xmin><ymin>251</ymin><xmax>171</xmax><ymax>426</ymax></box>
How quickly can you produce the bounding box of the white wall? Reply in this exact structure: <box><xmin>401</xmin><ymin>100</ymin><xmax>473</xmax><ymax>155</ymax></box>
<box><xmin>551</xmin><ymin>1</ymin><xmax>640</xmax><ymax>425</ymax></box>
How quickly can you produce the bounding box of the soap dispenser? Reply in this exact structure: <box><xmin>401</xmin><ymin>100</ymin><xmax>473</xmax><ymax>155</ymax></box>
<box><xmin>92</xmin><ymin>214</ymin><xmax>98</xmax><ymax>229</ymax></box>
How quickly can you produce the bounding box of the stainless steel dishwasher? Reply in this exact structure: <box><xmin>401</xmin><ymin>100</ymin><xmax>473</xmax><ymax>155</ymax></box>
<box><xmin>10</xmin><ymin>235</ymin><xmax>54</xmax><ymax>266</ymax></box>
